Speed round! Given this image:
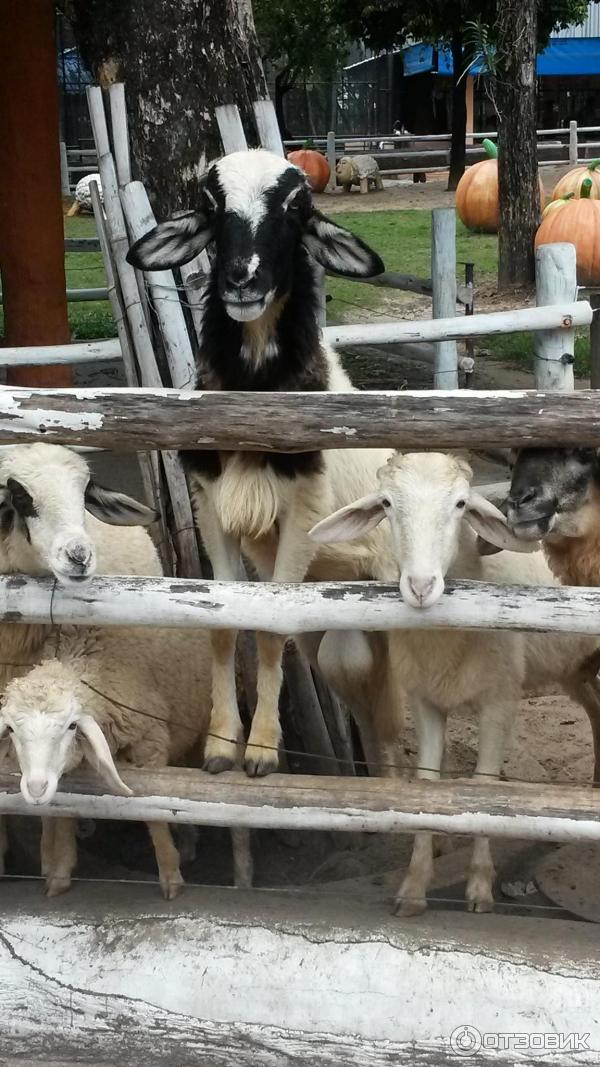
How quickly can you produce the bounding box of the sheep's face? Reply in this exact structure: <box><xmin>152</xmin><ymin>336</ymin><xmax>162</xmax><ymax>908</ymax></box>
<box><xmin>126</xmin><ymin>149</ymin><xmax>384</xmax><ymax>323</ymax></box>
<box><xmin>0</xmin><ymin>444</ymin><xmax>157</xmax><ymax>586</ymax></box>
<box><xmin>309</xmin><ymin>452</ymin><xmax>536</xmax><ymax>609</ymax></box>
<box><xmin>0</xmin><ymin>662</ymin><xmax>132</xmax><ymax>805</ymax></box>
<box><xmin>507</xmin><ymin>448</ymin><xmax>600</xmax><ymax>541</ymax></box>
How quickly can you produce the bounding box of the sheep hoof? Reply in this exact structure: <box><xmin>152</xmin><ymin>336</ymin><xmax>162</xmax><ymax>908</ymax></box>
<box><xmin>393</xmin><ymin>896</ymin><xmax>427</xmax><ymax>918</ymax></box>
<box><xmin>244</xmin><ymin>750</ymin><xmax>279</xmax><ymax>777</ymax></box>
<box><xmin>203</xmin><ymin>755</ymin><xmax>234</xmax><ymax>774</ymax></box>
<box><xmin>45</xmin><ymin>876</ymin><xmax>72</xmax><ymax>897</ymax></box>
<box><xmin>466</xmin><ymin>896</ymin><xmax>494</xmax><ymax>914</ymax></box>
<box><xmin>161</xmin><ymin>875</ymin><xmax>184</xmax><ymax>901</ymax></box>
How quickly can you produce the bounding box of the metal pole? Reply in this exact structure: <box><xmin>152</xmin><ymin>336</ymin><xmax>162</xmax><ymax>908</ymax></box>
<box><xmin>569</xmin><ymin>119</ymin><xmax>578</xmax><ymax>166</ymax></box>
<box><xmin>326</xmin><ymin>131</ymin><xmax>336</xmax><ymax>193</ymax></box>
<box><xmin>431</xmin><ymin>208</ymin><xmax>458</xmax><ymax>388</ymax></box>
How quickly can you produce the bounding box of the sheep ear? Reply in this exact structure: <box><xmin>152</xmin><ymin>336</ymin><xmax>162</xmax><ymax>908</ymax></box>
<box><xmin>126</xmin><ymin>210</ymin><xmax>212</xmax><ymax>271</ymax></box>
<box><xmin>85</xmin><ymin>481</ymin><xmax>158</xmax><ymax>527</ymax></box>
<box><xmin>79</xmin><ymin>715</ymin><xmax>133</xmax><ymax>796</ymax></box>
<box><xmin>302</xmin><ymin>211</ymin><xmax>384</xmax><ymax>278</ymax></box>
<box><xmin>309</xmin><ymin>492</ymin><xmax>386</xmax><ymax>543</ymax></box>
<box><xmin>466</xmin><ymin>492</ymin><xmax>540</xmax><ymax>553</ymax></box>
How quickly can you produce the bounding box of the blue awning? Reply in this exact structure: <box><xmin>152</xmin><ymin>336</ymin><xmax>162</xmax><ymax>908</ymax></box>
<box><xmin>403</xmin><ymin>37</ymin><xmax>600</xmax><ymax>77</ymax></box>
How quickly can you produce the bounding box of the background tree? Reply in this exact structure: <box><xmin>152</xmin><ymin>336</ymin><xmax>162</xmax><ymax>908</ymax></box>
<box><xmin>495</xmin><ymin>0</ymin><xmax>588</xmax><ymax>286</ymax></box>
<box><xmin>253</xmin><ymin>0</ymin><xmax>349</xmax><ymax>139</ymax></box>
<box><xmin>338</xmin><ymin>0</ymin><xmax>589</xmax><ymax>191</ymax></box>
<box><xmin>62</xmin><ymin>0</ymin><xmax>268</xmax><ymax>215</ymax></box>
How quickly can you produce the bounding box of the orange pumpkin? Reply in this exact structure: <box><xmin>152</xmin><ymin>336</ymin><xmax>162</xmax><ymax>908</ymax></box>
<box><xmin>542</xmin><ymin>192</ymin><xmax>574</xmax><ymax>218</ymax></box>
<box><xmin>552</xmin><ymin>159</ymin><xmax>600</xmax><ymax>201</ymax></box>
<box><xmin>287</xmin><ymin>148</ymin><xmax>331</xmax><ymax>193</ymax></box>
<box><xmin>456</xmin><ymin>139</ymin><xmax>545</xmax><ymax>233</ymax></box>
<box><xmin>535</xmin><ymin>178</ymin><xmax>600</xmax><ymax>285</ymax></box>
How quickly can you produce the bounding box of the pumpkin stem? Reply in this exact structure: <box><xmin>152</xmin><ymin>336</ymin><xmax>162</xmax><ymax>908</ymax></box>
<box><xmin>581</xmin><ymin>177</ymin><xmax>593</xmax><ymax>199</ymax></box>
<box><xmin>482</xmin><ymin>138</ymin><xmax>497</xmax><ymax>159</ymax></box>
<box><xmin>587</xmin><ymin>159</ymin><xmax>600</xmax><ymax>171</ymax></box>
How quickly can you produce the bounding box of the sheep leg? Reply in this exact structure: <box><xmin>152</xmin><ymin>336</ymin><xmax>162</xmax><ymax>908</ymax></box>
<box><xmin>359</xmin><ymin>176</ymin><xmax>368</xmax><ymax>194</ymax></box>
<box><xmin>231</xmin><ymin>827</ymin><xmax>254</xmax><ymax>889</ymax></box>
<box><xmin>40</xmin><ymin>817</ymin><xmax>56</xmax><ymax>876</ymax></box>
<box><xmin>196</xmin><ymin>504</ymin><xmax>244</xmax><ymax>773</ymax></box>
<box><xmin>244</xmin><ymin>490</ymin><xmax>321</xmax><ymax>776</ymax></box>
<box><xmin>465</xmin><ymin>698</ymin><xmax>513</xmax><ymax>913</ymax></box>
<box><xmin>375</xmin><ymin>173</ymin><xmax>384</xmax><ymax>191</ymax></box>
<box><xmin>394</xmin><ymin>698</ymin><xmax>446</xmax><ymax>917</ymax></box>
<box><xmin>147</xmin><ymin>822</ymin><xmax>184</xmax><ymax>900</ymax></box>
<box><xmin>44</xmin><ymin>818</ymin><xmax>77</xmax><ymax>897</ymax></box>
<box><xmin>245</xmin><ymin>631</ymin><xmax>285</xmax><ymax>776</ymax></box>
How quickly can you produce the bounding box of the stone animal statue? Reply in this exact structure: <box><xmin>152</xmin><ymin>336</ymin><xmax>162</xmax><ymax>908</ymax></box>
<box><xmin>336</xmin><ymin>155</ymin><xmax>383</xmax><ymax>195</ymax></box>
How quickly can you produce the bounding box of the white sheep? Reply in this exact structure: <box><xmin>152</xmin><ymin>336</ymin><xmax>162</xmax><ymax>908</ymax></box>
<box><xmin>0</xmin><ymin>443</ymin><xmax>159</xmax><ymax>881</ymax></box>
<box><xmin>310</xmin><ymin>452</ymin><xmax>600</xmax><ymax>915</ymax></box>
<box><xmin>0</xmin><ymin>623</ymin><xmax>252</xmax><ymax>899</ymax></box>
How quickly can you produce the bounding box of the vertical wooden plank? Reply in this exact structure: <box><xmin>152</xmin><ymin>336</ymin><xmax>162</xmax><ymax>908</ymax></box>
<box><xmin>431</xmin><ymin>208</ymin><xmax>458</xmax><ymax>389</ymax></box>
<box><xmin>0</xmin><ymin>0</ymin><xmax>72</xmax><ymax>388</ymax></box>
<box><xmin>588</xmin><ymin>292</ymin><xmax>600</xmax><ymax>390</ymax></box>
<box><xmin>108</xmin><ymin>83</ymin><xmax>132</xmax><ymax>186</ymax></box>
<box><xmin>326</xmin><ymin>131</ymin><xmax>337</xmax><ymax>193</ymax></box>
<box><xmin>253</xmin><ymin>100</ymin><xmax>285</xmax><ymax>157</ymax></box>
<box><xmin>120</xmin><ymin>181</ymin><xmax>197</xmax><ymax>390</ymax></box>
<box><xmin>180</xmin><ymin>255</ymin><xmax>209</xmax><ymax>346</ymax></box>
<box><xmin>569</xmin><ymin>120</ymin><xmax>578</xmax><ymax>167</ymax></box>
<box><xmin>59</xmin><ymin>140</ymin><xmax>70</xmax><ymax>196</ymax></box>
<box><xmin>215</xmin><ymin>104</ymin><xmax>248</xmax><ymax>153</ymax></box>
<box><xmin>534</xmin><ymin>242</ymin><xmax>576</xmax><ymax>392</ymax></box>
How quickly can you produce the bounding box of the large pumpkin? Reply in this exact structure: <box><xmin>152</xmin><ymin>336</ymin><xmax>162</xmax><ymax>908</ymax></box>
<box><xmin>456</xmin><ymin>139</ymin><xmax>545</xmax><ymax>234</ymax></box>
<box><xmin>552</xmin><ymin>159</ymin><xmax>600</xmax><ymax>201</ymax></box>
<box><xmin>535</xmin><ymin>177</ymin><xmax>600</xmax><ymax>285</ymax></box>
<box><xmin>288</xmin><ymin>148</ymin><xmax>331</xmax><ymax>194</ymax></box>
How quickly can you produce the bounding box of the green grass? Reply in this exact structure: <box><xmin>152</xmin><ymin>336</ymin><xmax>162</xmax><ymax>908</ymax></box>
<box><xmin>482</xmin><ymin>330</ymin><xmax>591</xmax><ymax>378</ymax></box>
<box><xmin>63</xmin><ymin>216</ymin><xmax>115</xmax><ymax>340</ymax></box>
<box><xmin>326</xmin><ymin>209</ymin><xmax>498</xmax><ymax>322</ymax></box>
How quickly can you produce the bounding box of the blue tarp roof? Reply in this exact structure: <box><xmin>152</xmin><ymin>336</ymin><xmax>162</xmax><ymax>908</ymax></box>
<box><xmin>403</xmin><ymin>36</ymin><xmax>600</xmax><ymax>76</ymax></box>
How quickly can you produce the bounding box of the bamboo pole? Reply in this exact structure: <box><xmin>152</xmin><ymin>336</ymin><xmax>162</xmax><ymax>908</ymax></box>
<box><xmin>1</xmin><ymin>766</ymin><xmax>600</xmax><ymax>843</ymax></box>
<box><xmin>215</xmin><ymin>104</ymin><xmax>248</xmax><ymax>153</ymax></box>
<box><xmin>5</xmin><ymin>573</ymin><xmax>600</xmax><ymax>636</ymax></box>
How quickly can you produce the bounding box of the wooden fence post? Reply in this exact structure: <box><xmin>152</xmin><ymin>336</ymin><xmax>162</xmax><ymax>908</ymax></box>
<box><xmin>534</xmin><ymin>242</ymin><xmax>576</xmax><ymax>392</ymax></box>
<box><xmin>590</xmin><ymin>293</ymin><xmax>600</xmax><ymax>389</ymax></box>
<box><xmin>326</xmin><ymin>131</ymin><xmax>336</xmax><ymax>192</ymax></box>
<box><xmin>431</xmin><ymin>208</ymin><xmax>458</xmax><ymax>389</ymax></box>
<box><xmin>569</xmin><ymin>120</ymin><xmax>578</xmax><ymax>167</ymax></box>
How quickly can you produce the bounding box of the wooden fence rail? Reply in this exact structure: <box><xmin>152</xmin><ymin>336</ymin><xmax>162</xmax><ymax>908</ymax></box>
<box><xmin>0</xmin><ymin>766</ymin><xmax>598</xmax><ymax>842</ymax></box>
<box><xmin>1</xmin><ymin>386</ymin><xmax>600</xmax><ymax>450</ymax></box>
<box><xmin>4</xmin><ymin>574</ymin><xmax>600</xmax><ymax>636</ymax></box>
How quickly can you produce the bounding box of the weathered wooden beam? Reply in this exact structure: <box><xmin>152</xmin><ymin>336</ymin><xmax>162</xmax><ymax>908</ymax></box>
<box><xmin>4</xmin><ymin>573</ymin><xmax>600</xmax><ymax>636</ymax></box>
<box><xmin>323</xmin><ymin>299</ymin><xmax>591</xmax><ymax>348</ymax></box>
<box><xmin>1</xmin><ymin>387</ymin><xmax>600</xmax><ymax>450</ymax></box>
<box><xmin>0</xmin><ymin>341</ymin><xmax>121</xmax><ymax>367</ymax></box>
<box><xmin>1</xmin><ymin>766</ymin><xmax>599</xmax><ymax>842</ymax></box>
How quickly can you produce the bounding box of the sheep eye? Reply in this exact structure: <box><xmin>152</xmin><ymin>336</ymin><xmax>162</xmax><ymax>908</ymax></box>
<box><xmin>456</xmin><ymin>499</ymin><xmax>466</xmax><ymax>510</ymax></box>
<box><xmin>381</xmin><ymin>497</ymin><xmax>392</xmax><ymax>509</ymax></box>
<box><xmin>68</xmin><ymin>722</ymin><xmax>77</xmax><ymax>731</ymax></box>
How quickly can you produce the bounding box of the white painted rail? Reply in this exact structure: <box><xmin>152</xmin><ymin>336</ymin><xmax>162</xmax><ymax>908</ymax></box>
<box><xmin>3</xmin><ymin>574</ymin><xmax>600</xmax><ymax>635</ymax></box>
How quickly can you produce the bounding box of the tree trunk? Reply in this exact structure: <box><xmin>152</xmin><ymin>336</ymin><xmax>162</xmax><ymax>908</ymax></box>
<box><xmin>0</xmin><ymin>0</ymin><xmax>72</xmax><ymax>387</ymax></box>
<box><xmin>496</xmin><ymin>0</ymin><xmax>540</xmax><ymax>288</ymax></box>
<box><xmin>66</xmin><ymin>0</ymin><xmax>268</xmax><ymax>216</ymax></box>
<box><xmin>447</xmin><ymin>32</ymin><xmax>467</xmax><ymax>192</ymax></box>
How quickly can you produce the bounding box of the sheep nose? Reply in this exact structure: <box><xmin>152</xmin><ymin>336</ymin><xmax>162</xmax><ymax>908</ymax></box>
<box><xmin>225</xmin><ymin>262</ymin><xmax>254</xmax><ymax>289</ymax></box>
<box><xmin>66</xmin><ymin>544</ymin><xmax>92</xmax><ymax>568</ymax></box>
<box><xmin>407</xmin><ymin>576</ymin><xmax>435</xmax><ymax>604</ymax></box>
<box><xmin>509</xmin><ymin>486</ymin><xmax>540</xmax><ymax>510</ymax></box>
<box><xmin>27</xmin><ymin>776</ymin><xmax>48</xmax><ymax>799</ymax></box>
